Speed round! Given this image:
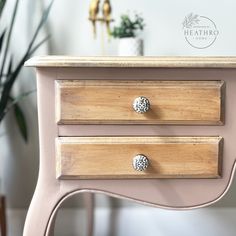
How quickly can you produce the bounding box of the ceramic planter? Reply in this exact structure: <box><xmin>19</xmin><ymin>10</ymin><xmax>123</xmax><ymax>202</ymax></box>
<box><xmin>118</xmin><ymin>38</ymin><xmax>144</xmax><ymax>56</ymax></box>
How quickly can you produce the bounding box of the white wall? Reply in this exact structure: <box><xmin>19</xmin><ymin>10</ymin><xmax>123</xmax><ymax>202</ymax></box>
<box><xmin>2</xmin><ymin>0</ymin><xmax>236</xmax><ymax>235</ymax></box>
<box><xmin>47</xmin><ymin>0</ymin><xmax>236</xmax><ymax>56</ymax></box>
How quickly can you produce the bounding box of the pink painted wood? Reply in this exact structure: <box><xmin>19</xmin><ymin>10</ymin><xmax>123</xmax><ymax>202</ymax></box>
<box><xmin>23</xmin><ymin>57</ymin><xmax>236</xmax><ymax>236</ymax></box>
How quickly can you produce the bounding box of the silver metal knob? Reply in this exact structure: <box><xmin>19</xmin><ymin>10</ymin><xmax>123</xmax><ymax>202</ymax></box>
<box><xmin>133</xmin><ymin>154</ymin><xmax>149</xmax><ymax>171</ymax></box>
<box><xmin>133</xmin><ymin>96</ymin><xmax>150</xmax><ymax>114</ymax></box>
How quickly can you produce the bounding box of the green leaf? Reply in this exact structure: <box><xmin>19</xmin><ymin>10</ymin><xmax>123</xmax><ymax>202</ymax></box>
<box><xmin>14</xmin><ymin>102</ymin><xmax>28</xmax><ymax>142</ymax></box>
<box><xmin>0</xmin><ymin>0</ymin><xmax>19</xmax><ymax>83</ymax></box>
<box><xmin>0</xmin><ymin>0</ymin><xmax>7</xmax><ymax>17</ymax></box>
<box><xmin>7</xmin><ymin>57</ymin><xmax>13</xmax><ymax>75</ymax></box>
<box><xmin>8</xmin><ymin>90</ymin><xmax>35</xmax><ymax>110</ymax></box>
<box><xmin>7</xmin><ymin>94</ymin><xmax>30</xmax><ymax>142</ymax></box>
<box><xmin>0</xmin><ymin>0</ymin><xmax>53</xmax><ymax>124</ymax></box>
<box><xmin>25</xmin><ymin>0</ymin><xmax>53</xmax><ymax>55</ymax></box>
<box><xmin>0</xmin><ymin>30</ymin><xmax>6</xmax><ymax>53</ymax></box>
<box><xmin>111</xmin><ymin>13</ymin><xmax>144</xmax><ymax>38</ymax></box>
<box><xmin>28</xmin><ymin>35</ymin><xmax>50</xmax><ymax>57</ymax></box>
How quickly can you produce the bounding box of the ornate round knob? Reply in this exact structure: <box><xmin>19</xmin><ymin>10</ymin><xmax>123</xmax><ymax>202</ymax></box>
<box><xmin>133</xmin><ymin>154</ymin><xmax>149</xmax><ymax>171</ymax></box>
<box><xmin>133</xmin><ymin>96</ymin><xmax>150</xmax><ymax>114</ymax></box>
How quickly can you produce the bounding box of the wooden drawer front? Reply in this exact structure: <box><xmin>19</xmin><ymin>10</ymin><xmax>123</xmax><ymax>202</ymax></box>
<box><xmin>56</xmin><ymin>80</ymin><xmax>224</xmax><ymax>125</ymax></box>
<box><xmin>56</xmin><ymin>137</ymin><xmax>222</xmax><ymax>179</ymax></box>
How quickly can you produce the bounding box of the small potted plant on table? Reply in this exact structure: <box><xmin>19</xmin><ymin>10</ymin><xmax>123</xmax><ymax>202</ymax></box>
<box><xmin>111</xmin><ymin>13</ymin><xmax>145</xmax><ymax>56</ymax></box>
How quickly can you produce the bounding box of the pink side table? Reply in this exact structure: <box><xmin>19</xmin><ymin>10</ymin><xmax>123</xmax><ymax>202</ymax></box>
<box><xmin>23</xmin><ymin>57</ymin><xmax>236</xmax><ymax>236</ymax></box>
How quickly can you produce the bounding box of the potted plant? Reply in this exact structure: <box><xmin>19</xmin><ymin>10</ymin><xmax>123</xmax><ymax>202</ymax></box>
<box><xmin>111</xmin><ymin>13</ymin><xmax>145</xmax><ymax>56</ymax></box>
<box><xmin>0</xmin><ymin>1</ymin><xmax>52</xmax><ymax>233</ymax></box>
<box><xmin>0</xmin><ymin>0</ymin><xmax>52</xmax><ymax>141</ymax></box>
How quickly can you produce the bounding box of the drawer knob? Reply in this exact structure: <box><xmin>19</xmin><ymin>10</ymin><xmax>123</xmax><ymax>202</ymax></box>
<box><xmin>133</xmin><ymin>154</ymin><xmax>149</xmax><ymax>171</ymax></box>
<box><xmin>133</xmin><ymin>96</ymin><xmax>150</xmax><ymax>114</ymax></box>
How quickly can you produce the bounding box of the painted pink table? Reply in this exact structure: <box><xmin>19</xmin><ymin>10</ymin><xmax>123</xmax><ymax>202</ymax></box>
<box><xmin>23</xmin><ymin>57</ymin><xmax>236</xmax><ymax>236</ymax></box>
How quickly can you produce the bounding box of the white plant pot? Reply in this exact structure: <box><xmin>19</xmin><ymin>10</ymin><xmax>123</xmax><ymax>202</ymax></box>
<box><xmin>118</xmin><ymin>38</ymin><xmax>144</xmax><ymax>56</ymax></box>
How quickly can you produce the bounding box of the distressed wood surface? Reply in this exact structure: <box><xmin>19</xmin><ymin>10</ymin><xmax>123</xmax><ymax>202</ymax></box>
<box><xmin>56</xmin><ymin>137</ymin><xmax>223</xmax><ymax>179</ymax></box>
<box><xmin>56</xmin><ymin>80</ymin><xmax>225</xmax><ymax>125</ymax></box>
<box><xmin>25</xmin><ymin>56</ymin><xmax>236</xmax><ymax>68</ymax></box>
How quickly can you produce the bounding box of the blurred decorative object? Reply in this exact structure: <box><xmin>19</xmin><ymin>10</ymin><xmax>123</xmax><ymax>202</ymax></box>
<box><xmin>111</xmin><ymin>14</ymin><xmax>145</xmax><ymax>56</ymax></box>
<box><xmin>89</xmin><ymin>0</ymin><xmax>100</xmax><ymax>38</ymax></box>
<box><xmin>0</xmin><ymin>196</ymin><xmax>6</xmax><ymax>236</ymax></box>
<box><xmin>102</xmin><ymin>0</ymin><xmax>112</xmax><ymax>35</ymax></box>
<box><xmin>89</xmin><ymin>0</ymin><xmax>113</xmax><ymax>38</ymax></box>
<box><xmin>0</xmin><ymin>0</ymin><xmax>53</xmax><ymax>142</ymax></box>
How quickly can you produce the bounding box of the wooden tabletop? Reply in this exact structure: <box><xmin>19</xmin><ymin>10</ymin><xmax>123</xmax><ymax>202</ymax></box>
<box><xmin>25</xmin><ymin>56</ymin><xmax>236</xmax><ymax>68</ymax></box>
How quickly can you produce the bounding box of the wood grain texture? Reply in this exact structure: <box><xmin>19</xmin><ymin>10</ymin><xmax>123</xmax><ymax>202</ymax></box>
<box><xmin>56</xmin><ymin>80</ymin><xmax>225</xmax><ymax>125</ymax></box>
<box><xmin>56</xmin><ymin>137</ymin><xmax>223</xmax><ymax>179</ymax></box>
<box><xmin>25</xmin><ymin>56</ymin><xmax>236</xmax><ymax>68</ymax></box>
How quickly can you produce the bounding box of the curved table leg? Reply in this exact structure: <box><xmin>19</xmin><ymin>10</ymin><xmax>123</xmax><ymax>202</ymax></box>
<box><xmin>46</xmin><ymin>211</ymin><xmax>58</xmax><ymax>236</ymax></box>
<box><xmin>23</xmin><ymin>183</ymin><xmax>62</xmax><ymax>236</ymax></box>
<box><xmin>46</xmin><ymin>192</ymin><xmax>95</xmax><ymax>236</ymax></box>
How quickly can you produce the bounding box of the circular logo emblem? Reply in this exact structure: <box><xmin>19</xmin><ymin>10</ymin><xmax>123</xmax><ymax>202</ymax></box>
<box><xmin>182</xmin><ymin>13</ymin><xmax>219</xmax><ymax>49</ymax></box>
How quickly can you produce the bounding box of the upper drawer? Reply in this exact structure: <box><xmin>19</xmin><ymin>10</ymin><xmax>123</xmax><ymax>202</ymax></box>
<box><xmin>55</xmin><ymin>80</ymin><xmax>225</xmax><ymax>125</ymax></box>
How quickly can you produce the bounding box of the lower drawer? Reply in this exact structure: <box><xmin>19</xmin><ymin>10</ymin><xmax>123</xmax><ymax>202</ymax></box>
<box><xmin>56</xmin><ymin>137</ymin><xmax>223</xmax><ymax>179</ymax></box>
